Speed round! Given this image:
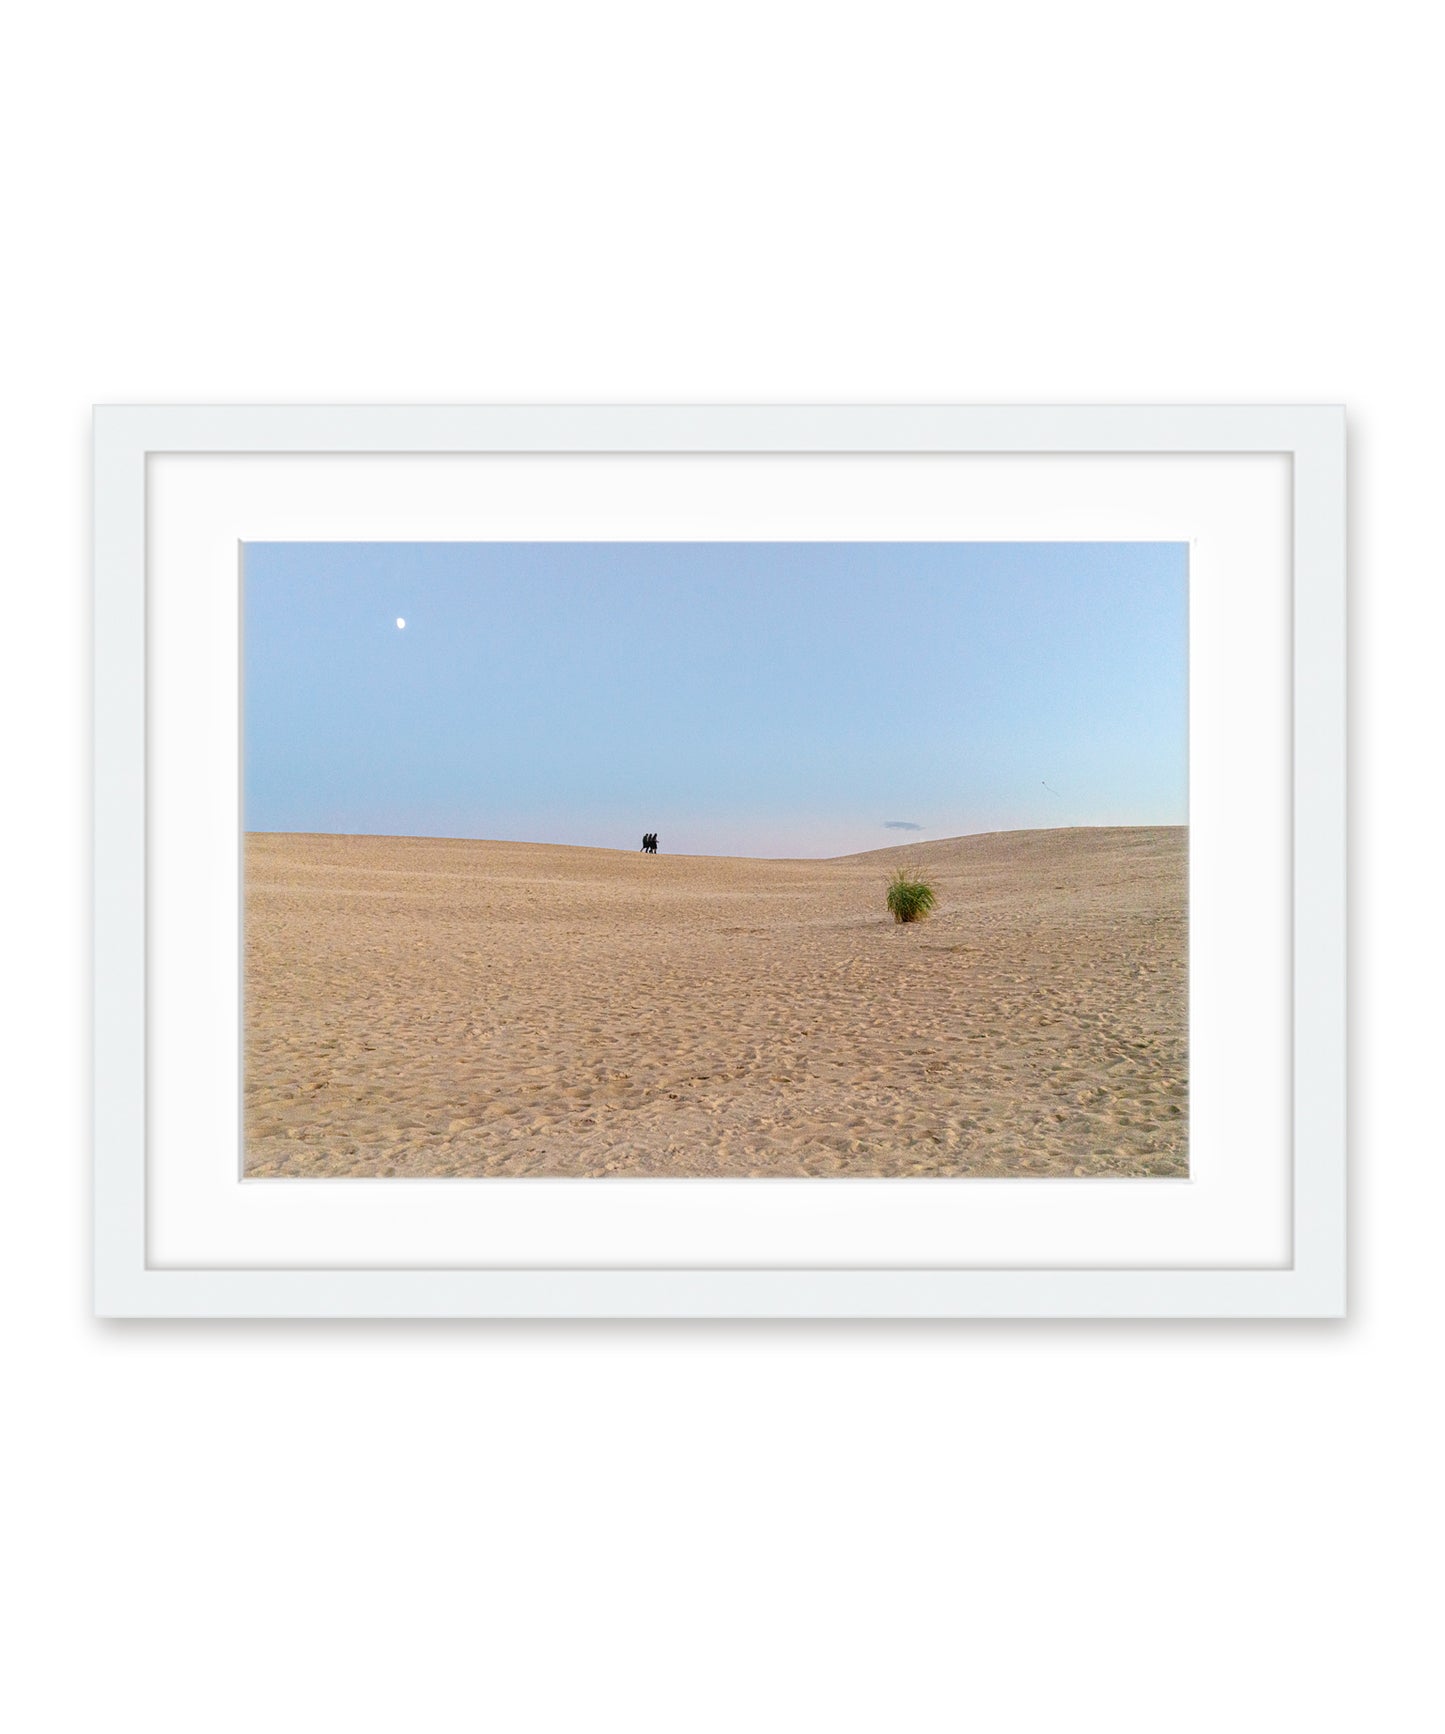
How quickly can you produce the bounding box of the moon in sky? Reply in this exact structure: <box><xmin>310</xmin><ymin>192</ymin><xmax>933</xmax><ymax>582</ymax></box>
<box><xmin>395</xmin><ymin>617</ymin><xmax>406</xmax><ymax>629</ymax></box>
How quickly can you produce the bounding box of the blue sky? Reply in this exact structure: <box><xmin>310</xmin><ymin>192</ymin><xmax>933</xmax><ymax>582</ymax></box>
<box><xmin>242</xmin><ymin>541</ymin><xmax>1187</xmax><ymax>858</ymax></box>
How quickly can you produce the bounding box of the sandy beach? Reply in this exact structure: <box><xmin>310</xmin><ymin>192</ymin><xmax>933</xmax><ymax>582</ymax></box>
<box><xmin>243</xmin><ymin>827</ymin><xmax>1187</xmax><ymax>1177</ymax></box>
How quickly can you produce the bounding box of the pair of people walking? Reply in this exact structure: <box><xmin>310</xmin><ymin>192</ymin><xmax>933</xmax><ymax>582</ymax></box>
<box><xmin>640</xmin><ymin>832</ymin><xmax>659</xmax><ymax>854</ymax></box>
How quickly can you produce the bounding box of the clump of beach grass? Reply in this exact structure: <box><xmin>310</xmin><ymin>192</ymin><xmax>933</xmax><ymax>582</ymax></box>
<box><xmin>886</xmin><ymin>868</ymin><xmax>937</xmax><ymax>924</ymax></box>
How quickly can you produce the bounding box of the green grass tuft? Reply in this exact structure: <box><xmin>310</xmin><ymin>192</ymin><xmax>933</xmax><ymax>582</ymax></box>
<box><xmin>886</xmin><ymin>869</ymin><xmax>937</xmax><ymax>924</ymax></box>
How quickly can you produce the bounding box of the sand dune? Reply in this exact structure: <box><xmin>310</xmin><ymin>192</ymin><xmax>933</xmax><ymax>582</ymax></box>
<box><xmin>243</xmin><ymin>827</ymin><xmax>1187</xmax><ymax>1177</ymax></box>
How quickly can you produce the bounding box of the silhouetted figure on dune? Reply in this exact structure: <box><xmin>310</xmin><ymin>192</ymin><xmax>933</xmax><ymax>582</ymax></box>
<box><xmin>640</xmin><ymin>832</ymin><xmax>658</xmax><ymax>854</ymax></box>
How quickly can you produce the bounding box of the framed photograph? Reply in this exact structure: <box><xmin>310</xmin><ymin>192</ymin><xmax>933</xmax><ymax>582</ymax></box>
<box><xmin>94</xmin><ymin>405</ymin><xmax>1345</xmax><ymax>1317</ymax></box>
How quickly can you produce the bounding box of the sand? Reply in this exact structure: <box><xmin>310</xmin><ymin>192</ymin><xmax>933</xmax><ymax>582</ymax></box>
<box><xmin>243</xmin><ymin>827</ymin><xmax>1187</xmax><ymax>1178</ymax></box>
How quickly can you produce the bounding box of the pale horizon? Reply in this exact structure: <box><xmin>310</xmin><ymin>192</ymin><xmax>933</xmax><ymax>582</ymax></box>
<box><xmin>242</xmin><ymin>818</ymin><xmax>1186</xmax><ymax>863</ymax></box>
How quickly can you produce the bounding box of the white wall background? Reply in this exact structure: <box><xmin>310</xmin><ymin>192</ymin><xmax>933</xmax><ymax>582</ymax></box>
<box><xmin>2</xmin><ymin>4</ymin><xmax>1436</xmax><ymax>1729</ymax></box>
